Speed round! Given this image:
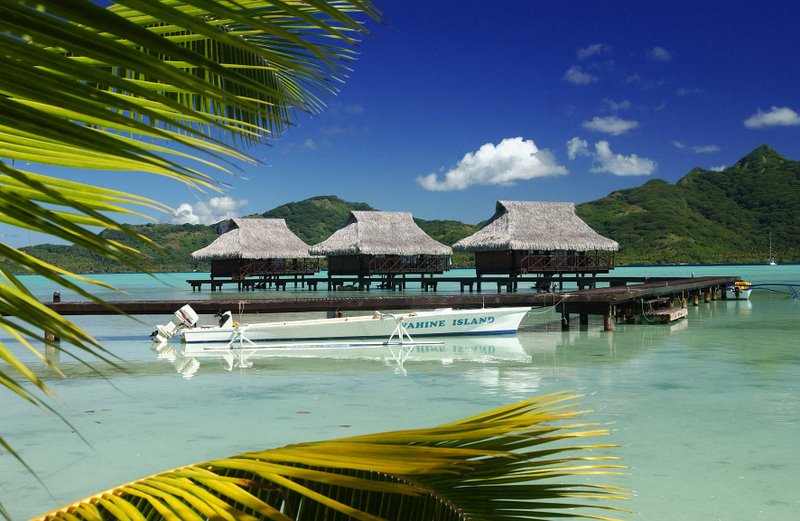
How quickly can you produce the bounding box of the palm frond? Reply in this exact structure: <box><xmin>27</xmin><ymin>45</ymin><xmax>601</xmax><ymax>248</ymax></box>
<box><xmin>35</xmin><ymin>392</ymin><xmax>631</xmax><ymax>521</ymax></box>
<box><xmin>0</xmin><ymin>0</ymin><xmax>375</xmax><ymax>406</ymax></box>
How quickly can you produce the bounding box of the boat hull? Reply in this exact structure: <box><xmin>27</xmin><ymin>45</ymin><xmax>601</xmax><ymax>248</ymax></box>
<box><xmin>726</xmin><ymin>282</ymin><xmax>752</xmax><ymax>300</ymax></box>
<box><xmin>181</xmin><ymin>307</ymin><xmax>531</xmax><ymax>345</ymax></box>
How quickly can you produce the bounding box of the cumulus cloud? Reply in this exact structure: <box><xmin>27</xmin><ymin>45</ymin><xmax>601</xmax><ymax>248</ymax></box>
<box><xmin>672</xmin><ymin>141</ymin><xmax>686</xmax><ymax>149</ymax></box>
<box><xmin>591</xmin><ymin>141</ymin><xmax>656</xmax><ymax>176</ymax></box>
<box><xmin>577</xmin><ymin>43</ymin><xmax>611</xmax><ymax>60</ymax></box>
<box><xmin>417</xmin><ymin>137</ymin><xmax>567</xmax><ymax>191</ymax></box>
<box><xmin>563</xmin><ymin>65</ymin><xmax>598</xmax><ymax>85</ymax></box>
<box><xmin>648</xmin><ymin>46</ymin><xmax>673</xmax><ymax>62</ymax></box>
<box><xmin>710</xmin><ymin>165</ymin><xmax>726</xmax><ymax>172</ymax></box>
<box><xmin>566</xmin><ymin>137</ymin><xmax>590</xmax><ymax>160</ymax></box>
<box><xmin>582</xmin><ymin>115</ymin><xmax>639</xmax><ymax>135</ymax></box>
<box><xmin>744</xmin><ymin>106</ymin><xmax>800</xmax><ymax>128</ymax></box>
<box><xmin>170</xmin><ymin>196</ymin><xmax>249</xmax><ymax>225</ymax></box>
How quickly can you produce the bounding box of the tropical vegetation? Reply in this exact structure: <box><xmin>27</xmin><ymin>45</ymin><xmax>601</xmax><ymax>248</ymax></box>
<box><xmin>34</xmin><ymin>392</ymin><xmax>630</xmax><ymax>521</ymax></box>
<box><xmin>2</xmin><ymin>2</ymin><xmax>628</xmax><ymax>521</ymax></box>
<box><xmin>1</xmin><ymin>0</ymin><xmax>376</xmax><ymax>517</ymax></box>
<box><xmin>11</xmin><ymin>195</ymin><xmax>481</xmax><ymax>272</ymax></box>
<box><xmin>12</xmin><ymin>145</ymin><xmax>800</xmax><ymax>274</ymax></box>
<box><xmin>577</xmin><ymin>145</ymin><xmax>800</xmax><ymax>264</ymax></box>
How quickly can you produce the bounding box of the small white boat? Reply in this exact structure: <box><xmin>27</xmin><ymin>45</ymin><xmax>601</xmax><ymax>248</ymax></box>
<box><xmin>726</xmin><ymin>280</ymin><xmax>752</xmax><ymax>300</ymax></box>
<box><xmin>152</xmin><ymin>304</ymin><xmax>531</xmax><ymax>347</ymax></box>
<box><xmin>767</xmin><ymin>231</ymin><xmax>777</xmax><ymax>266</ymax></box>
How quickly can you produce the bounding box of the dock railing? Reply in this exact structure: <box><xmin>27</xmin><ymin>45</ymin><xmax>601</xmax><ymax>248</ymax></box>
<box><xmin>518</xmin><ymin>251</ymin><xmax>615</xmax><ymax>274</ymax></box>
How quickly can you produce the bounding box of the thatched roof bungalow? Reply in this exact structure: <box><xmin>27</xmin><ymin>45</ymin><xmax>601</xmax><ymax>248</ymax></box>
<box><xmin>192</xmin><ymin>218</ymin><xmax>319</xmax><ymax>279</ymax></box>
<box><xmin>310</xmin><ymin>211</ymin><xmax>452</xmax><ymax>276</ymax></box>
<box><xmin>453</xmin><ymin>201</ymin><xmax>618</xmax><ymax>276</ymax></box>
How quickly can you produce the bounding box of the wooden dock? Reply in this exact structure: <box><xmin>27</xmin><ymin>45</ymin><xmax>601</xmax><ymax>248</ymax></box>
<box><xmin>41</xmin><ymin>276</ymin><xmax>738</xmax><ymax>331</ymax></box>
<box><xmin>185</xmin><ymin>274</ymin><xmax>698</xmax><ymax>293</ymax></box>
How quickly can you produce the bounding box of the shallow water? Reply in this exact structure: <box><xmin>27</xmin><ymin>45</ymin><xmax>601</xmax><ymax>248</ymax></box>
<box><xmin>1</xmin><ymin>265</ymin><xmax>799</xmax><ymax>520</ymax></box>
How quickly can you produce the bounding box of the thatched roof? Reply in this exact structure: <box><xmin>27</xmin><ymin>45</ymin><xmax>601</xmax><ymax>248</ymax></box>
<box><xmin>453</xmin><ymin>201</ymin><xmax>619</xmax><ymax>252</ymax></box>
<box><xmin>310</xmin><ymin>211</ymin><xmax>452</xmax><ymax>256</ymax></box>
<box><xmin>191</xmin><ymin>218</ymin><xmax>313</xmax><ymax>260</ymax></box>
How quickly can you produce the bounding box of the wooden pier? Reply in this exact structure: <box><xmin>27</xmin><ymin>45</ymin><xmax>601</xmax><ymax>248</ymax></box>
<box><xmin>185</xmin><ymin>273</ymin><xmax>690</xmax><ymax>293</ymax></box>
<box><xmin>41</xmin><ymin>276</ymin><xmax>738</xmax><ymax>332</ymax></box>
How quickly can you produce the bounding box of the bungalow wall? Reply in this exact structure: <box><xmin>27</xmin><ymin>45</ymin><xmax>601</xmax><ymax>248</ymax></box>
<box><xmin>475</xmin><ymin>250</ymin><xmax>614</xmax><ymax>276</ymax></box>
<box><xmin>327</xmin><ymin>254</ymin><xmax>450</xmax><ymax>276</ymax></box>
<box><xmin>327</xmin><ymin>255</ymin><xmax>362</xmax><ymax>275</ymax></box>
<box><xmin>210</xmin><ymin>258</ymin><xmax>320</xmax><ymax>279</ymax></box>
<box><xmin>210</xmin><ymin>258</ymin><xmax>243</xmax><ymax>278</ymax></box>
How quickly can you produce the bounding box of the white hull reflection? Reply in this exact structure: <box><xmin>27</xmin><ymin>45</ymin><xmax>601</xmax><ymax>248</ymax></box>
<box><xmin>154</xmin><ymin>335</ymin><xmax>531</xmax><ymax>378</ymax></box>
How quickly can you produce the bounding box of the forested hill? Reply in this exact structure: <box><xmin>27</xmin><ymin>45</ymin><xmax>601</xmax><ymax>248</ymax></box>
<box><xmin>9</xmin><ymin>145</ymin><xmax>799</xmax><ymax>273</ymax></box>
<box><xmin>575</xmin><ymin>145</ymin><xmax>799</xmax><ymax>264</ymax></box>
<box><xmin>11</xmin><ymin>196</ymin><xmax>480</xmax><ymax>273</ymax></box>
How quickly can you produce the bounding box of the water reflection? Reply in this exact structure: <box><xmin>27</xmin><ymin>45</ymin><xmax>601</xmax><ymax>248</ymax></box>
<box><xmin>154</xmin><ymin>335</ymin><xmax>533</xmax><ymax>378</ymax></box>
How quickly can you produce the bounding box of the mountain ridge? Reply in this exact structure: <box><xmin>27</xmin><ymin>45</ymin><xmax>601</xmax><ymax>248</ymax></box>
<box><xmin>10</xmin><ymin>145</ymin><xmax>798</xmax><ymax>273</ymax></box>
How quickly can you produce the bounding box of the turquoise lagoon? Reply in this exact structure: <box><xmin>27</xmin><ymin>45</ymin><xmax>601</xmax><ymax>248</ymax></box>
<box><xmin>1</xmin><ymin>265</ymin><xmax>799</xmax><ymax>520</ymax></box>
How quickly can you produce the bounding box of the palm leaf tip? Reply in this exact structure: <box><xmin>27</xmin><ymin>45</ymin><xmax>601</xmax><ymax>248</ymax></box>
<box><xmin>35</xmin><ymin>393</ymin><xmax>630</xmax><ymax>521</ymax></box>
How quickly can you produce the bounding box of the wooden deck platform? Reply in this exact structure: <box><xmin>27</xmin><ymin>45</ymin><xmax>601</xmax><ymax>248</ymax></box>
<box><xmin>41</xmin><ymin>276</ymin><xmax>738</xmax><ymax>333</ymax></box>
<box><xmin>185</xmin><ymin>274</ymin><xmax>688</xmax><ymax>293</ymax></box>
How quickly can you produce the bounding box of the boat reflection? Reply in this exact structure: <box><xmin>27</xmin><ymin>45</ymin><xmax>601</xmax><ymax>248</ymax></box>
<box><xmin>153</xmin><ymin>335</ymin><xmax>532</xmax><ymax>378</ymax></box>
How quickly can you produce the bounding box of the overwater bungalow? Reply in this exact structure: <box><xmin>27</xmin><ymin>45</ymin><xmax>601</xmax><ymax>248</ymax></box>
<box><xmin>192</xmin><ymin>218</ymin><xmax>319</xmax><ymax>281</ymax></box>
<box><xmin>453</xmin><ymin>201</ymin><xmax>618</xmax><ymax>282</ymax></box>
<box><xmin>310</xmin><ymin>211</ymin><xmax>452</xmax><ymax>279</ymax></box>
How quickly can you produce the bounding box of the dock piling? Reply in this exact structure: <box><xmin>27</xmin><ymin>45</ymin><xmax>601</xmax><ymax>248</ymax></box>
<box><xmin>603</xmin><ymin>314</ymin><xmax>613</xmax><ymax>331</ymax></box>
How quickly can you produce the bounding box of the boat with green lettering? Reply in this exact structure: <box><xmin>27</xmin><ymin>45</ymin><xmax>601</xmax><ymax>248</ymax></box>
<box><xmin>152</xmin><ymin>305</ymin><xmax>531</xmax><ymax>347</ymax></box>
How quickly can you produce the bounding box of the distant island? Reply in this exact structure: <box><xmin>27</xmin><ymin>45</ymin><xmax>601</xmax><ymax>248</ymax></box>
<box><xmin>8</xmin><ymin>145</ymin><xmax>798</xmax><ymax>273</ymax></box>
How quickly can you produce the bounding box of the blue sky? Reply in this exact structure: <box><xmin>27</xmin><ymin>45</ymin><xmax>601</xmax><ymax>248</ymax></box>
<box><xmin>7</xmin><ymin>0</ymin><xmax>800</xmax><ymax>246</ymax></box>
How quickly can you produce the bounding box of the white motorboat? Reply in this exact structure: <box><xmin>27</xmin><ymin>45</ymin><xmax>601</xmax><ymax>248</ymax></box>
<box><xmin>151</xmin><ymin>304</ymin><xmax>531</xmax><ymax>347</ymax></box>
<box><xmin>725</xmin><ymin>280</ymin><xmax>752</xmax><ymax>300</ymax></box>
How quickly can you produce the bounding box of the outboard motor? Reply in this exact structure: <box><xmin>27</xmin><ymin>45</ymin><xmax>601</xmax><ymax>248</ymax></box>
<box><xmin>216</xmin><ymin>310</ymin><xmax>234</xmax><ymax>328</ymax></box>
<box><xmin>151</xmin><ymin>304</ymin><xmax>200</xmax><ymax>344</ymax></box>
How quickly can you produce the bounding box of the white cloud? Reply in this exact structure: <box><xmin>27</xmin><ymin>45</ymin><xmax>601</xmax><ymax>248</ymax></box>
<box><xmin>577</xmin><ymin>43</ymin><xmax>611</xmax><ymax>60</ymax></box>
<box><xmin>417</xmin><ymin>137</ymin><xmax>567</xmax><ymax>192</ymax></box>
<box><xmin>601</xmin><ymin>98</ymin><xmax>632</xmax><ymax>112</ymax></box>
<box><xmin>591</xmin><ymin>141</ymin><xmax>656</xmax><ymax>176</ymax></box>
<box><xmin>692</xmin><ymin>144</ymin><xmax>720</xmax><ymax>154</ymax></box>
<box><xmin>582</xmin><ymin>116</ymin><xmax>639</xmax><ymax>136</ymax></box>
<box><xmin>302</xmin><ymin>138</ymin><xmax>317</xmax><ymax>150</ymax></box>
<box><xmin>566</xmin><ymin>137</ymin><xmax>590</xmax><ymax>160</ymax></box>
<box><xmin>674</xmin><ymin>141</ymin><xmax>720</xmax><ymax>154</ymax></box>
<box><xmin>563</xmin><ymin>65</ymin><xmax>598</xmax><ymax>85</ymax></box>
<box><xmin>710</xmin><ymin>165</ymin><xmax>726</xmax><ymax>172</ymax></box>
<box><xmin>170</xmin><ymin>196</ymin><xmax>249</xmax><ymax>225</ymax></box>
<box><xmin>648</xmin><ymin>46</ymin><xmax>673</xmax><ymax>62</ymax></box>
<box><xmin>744</xmin><ymin>106</ymin><xmax>800</xmax><ymax>128</ymax></box>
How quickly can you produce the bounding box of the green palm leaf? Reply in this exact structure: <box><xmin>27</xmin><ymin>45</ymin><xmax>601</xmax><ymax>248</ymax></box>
<box><xmin>1</xmin><ymin>0</ymin><xmax>376</xmax><ymax>490</ymax></box>
<box><xmin>35</xmin><ymin>392</ymin><xmax>630</xmax><ymax>521</ymax></box>
<box><xmin>0</xmin><ymin>0</ymin><xmax>375</xmax><ymax>385</ymax></box>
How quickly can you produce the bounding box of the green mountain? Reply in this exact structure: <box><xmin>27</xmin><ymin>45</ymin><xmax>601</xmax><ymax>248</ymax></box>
<box><xmin>14</xmin><ymin>224</ymin><xmax>218</xmax><ymax>274</ymax></box>
<box><xmin>576</xmin><ymin>145</ymin><xmax>799</xmax><ymax>264</ymax></box>
<box><xmin>8</xmin><ymin>145</ymin><xmax>799</xmax><ymax>273</ymax></box>
<box><xmin>10</xmin><ymin>196</ymin><xmax>478</xmax><ymax>273</ymax></box>
<box><xmin>258</xmin><ymin>195</ymin><xmax>375</xmax><ymax>244</ymax></box>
